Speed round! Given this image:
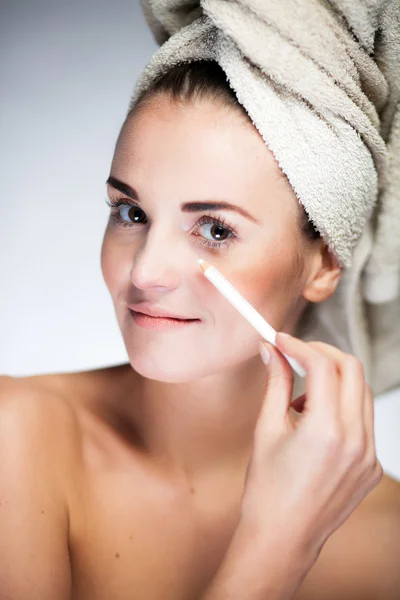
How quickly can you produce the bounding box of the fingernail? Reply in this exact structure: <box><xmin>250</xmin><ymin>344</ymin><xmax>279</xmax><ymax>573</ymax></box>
<box><xmin>259</xmin><ymin>342</ymin><xmax>270</xmax><ymax>365</ymax></box>
<box><xmin>277</xmin><ymin>332</ymin><xmax>291</xmax><ymax>339</ymax></box>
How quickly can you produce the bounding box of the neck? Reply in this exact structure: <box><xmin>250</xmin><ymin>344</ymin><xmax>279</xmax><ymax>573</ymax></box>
<box><xmin>118</xmin><ymin>355</ymin><xmax>268</xmax><ymax>481</ymax></box>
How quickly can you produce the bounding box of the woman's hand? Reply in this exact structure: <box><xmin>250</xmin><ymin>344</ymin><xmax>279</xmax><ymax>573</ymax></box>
<box><xmin>240</xmin><ymin>332</ymin><xmax>383</xmax><ymax>563</ymax></box>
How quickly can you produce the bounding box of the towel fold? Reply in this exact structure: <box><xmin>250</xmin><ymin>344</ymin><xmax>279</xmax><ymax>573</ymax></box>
<box><xmin>130</xmin><ymin>0</ymin><xmax>400</xmax><ymax>397</ymax></box>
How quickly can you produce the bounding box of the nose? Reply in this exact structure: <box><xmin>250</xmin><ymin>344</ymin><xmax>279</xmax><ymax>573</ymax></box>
<box><xmin>130</xmin><ymin>224</ymin><xmax>192</xmax><ymax>291</ymax></box>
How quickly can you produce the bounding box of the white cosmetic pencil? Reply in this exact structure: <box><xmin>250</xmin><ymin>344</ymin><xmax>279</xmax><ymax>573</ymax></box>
<box><xmin>198</xmin><ymin>259</ymin><xmax>306</xmax><ymax>378</ymax></box>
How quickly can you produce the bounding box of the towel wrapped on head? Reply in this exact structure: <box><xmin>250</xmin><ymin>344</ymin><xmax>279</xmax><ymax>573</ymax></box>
<box><xmin>129</xmin><ymin>0</ymin><xmax>400</xmax><ymax>397</ymax></box>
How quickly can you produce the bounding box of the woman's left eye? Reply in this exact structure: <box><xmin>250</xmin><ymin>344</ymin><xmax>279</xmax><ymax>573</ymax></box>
<box><xmin>105</xmin><ymin>198</ymin><xmax>238</xmax><ymax>249</ymax></box>
<box><xmin>192</xmin><ymin>215</ymin><xmax>237</xmax><ymax>249</ymax></box>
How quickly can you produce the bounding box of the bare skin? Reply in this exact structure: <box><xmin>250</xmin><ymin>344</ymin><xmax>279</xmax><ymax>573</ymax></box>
<box><xmin>0</xmin><ymin>365</ymin><xmax>399</xmax><ymax>600</ymax></box>
<box><xmin>1</xmin><ymin>96</ymin><xmax>400</xmax><ymax>599</ymax></box>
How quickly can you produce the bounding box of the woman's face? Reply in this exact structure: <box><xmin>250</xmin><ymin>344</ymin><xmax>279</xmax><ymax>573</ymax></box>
<box><xmin>101</xmin><ymin>96</ymin><xmax>315</xmax><ymax>382</ymax></box>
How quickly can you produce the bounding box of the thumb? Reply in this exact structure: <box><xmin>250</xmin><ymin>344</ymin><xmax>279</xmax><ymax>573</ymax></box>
<box><xmin>256</xmin><ymin>340</ymin><xmax>294</xmax><ymax>436</ymax></box>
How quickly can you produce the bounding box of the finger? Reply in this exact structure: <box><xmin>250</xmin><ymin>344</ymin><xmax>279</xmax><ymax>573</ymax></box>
<box><xmin>310</xmin><ymin>343</ymin><xmax>366</xmax><ymax>427</ymax></box>
<box><xmin>275</xmin><ymin>333</ymin><xmax>341</xmax><ymax>424</ymax></box>
<box><xmin>290</xmin><ymin>342</ymin><xmax>345</xmax><ymax>415</ymax></box>
<box><xmin>309</xmin><ymin>343</ymin><xmax>371</xmax><ymax>444</ymax></box>
<box><xmin>306</xmin><ymin>341</ymin><xmax>347</xmax><ymax>377</ymax></box>
<box><xmin>363</xmin><ymin>383</ymin><xmax>376</xmax><ymax>457</ymax></box>
<box><xmin>257</xmin><ymin>341</ymin><xmax>294</xmax><ymax>436</ymax></box>
<box><xmin>339</xmin><ymin>355</ymin><xmax>366</xmax><ymax>438</ymax></box>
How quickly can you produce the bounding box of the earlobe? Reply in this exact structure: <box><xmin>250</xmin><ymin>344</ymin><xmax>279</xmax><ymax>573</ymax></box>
<box><xmin>302</xmin><ymin>244</ymin><xmax>342</xmax><ymax>303</ymax></box>
<box><xmin>302</xmin><ymin>273</ymin><xmax>340</xmax><ymax>303</ymax></box>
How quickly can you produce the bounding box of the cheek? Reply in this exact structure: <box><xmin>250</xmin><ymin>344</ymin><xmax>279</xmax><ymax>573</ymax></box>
<box><xmin>100</xmin><ymin>231</ymin><xmax>130</xmax><ymax>294</ymax></box>
<box><xmin>215</xmin><ymin>252</ymin><xmax>301</xmax><ymax>332</ymax></box>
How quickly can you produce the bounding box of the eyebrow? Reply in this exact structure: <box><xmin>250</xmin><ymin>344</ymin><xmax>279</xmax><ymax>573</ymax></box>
<box><xmin>106</xmin><ymin>176</ymin><xmax>260</xmax><ymax>224</ymax></box>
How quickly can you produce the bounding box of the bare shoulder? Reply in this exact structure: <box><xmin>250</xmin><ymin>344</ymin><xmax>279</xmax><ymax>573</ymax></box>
<box><xmin>294</xmin><ymin>473</ymin><xmax>400</xmax><ymax>600</ymax></box>
<box><xmin>0</xmin><ymin>362</ymin><xmax>129</xmax><ymax>429</ymax></box>
<box><xmin>0</xmin><ymin>374</ymin><xmax>86</xmax><ymax>598</ymax></box>
<box><xmin>0</xmin><ymin>373</ymin><xmax>82</xmax><ymax>460</ymax></box>
<box><xmin>0</xmin><ymin>362</ymin><xmax>133</xmax><ymax>471</ymax></box>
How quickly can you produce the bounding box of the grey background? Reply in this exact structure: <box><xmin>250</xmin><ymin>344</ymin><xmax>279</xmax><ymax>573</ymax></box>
<box><xmin>1</xmin><ymin>0</ymin><xmax>399</xmax><ymax>480</ymax></box>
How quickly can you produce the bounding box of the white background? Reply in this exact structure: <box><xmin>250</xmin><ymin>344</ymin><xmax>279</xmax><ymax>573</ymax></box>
<box><xmin>1</xmin><ymin>0</ymin><xmax>399</xmax><ymax>481</ymax></box>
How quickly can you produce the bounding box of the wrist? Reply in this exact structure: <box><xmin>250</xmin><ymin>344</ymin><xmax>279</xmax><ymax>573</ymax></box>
<box><xmin>234</xmin><ymin>514</ymin><xmax>319</xmax><ymax>575</ymax></box>
<box><xmin>200</xmin><ymin>516</ymin><xmax>318</xmax><ymax>600</ymax></box>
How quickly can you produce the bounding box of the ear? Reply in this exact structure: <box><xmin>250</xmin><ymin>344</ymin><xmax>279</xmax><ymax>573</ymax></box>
<box><xmin>302</xmin><ymin>241</ymin><xmax>342</xmax><ymax>303</ymax></box>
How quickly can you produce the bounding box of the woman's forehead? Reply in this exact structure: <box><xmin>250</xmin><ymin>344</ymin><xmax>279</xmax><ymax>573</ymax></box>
<box><xmin>115</xmin><ymin>100</ymin><xmax>286</xmax><ymax>181</ymax></box>
<box><xmin>112</xmin><ymin>99</ymin><xmax>298</xmax><ymax>220</ymax></box>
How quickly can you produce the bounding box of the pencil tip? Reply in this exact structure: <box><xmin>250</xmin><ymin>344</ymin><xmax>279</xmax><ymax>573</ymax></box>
<box><xmin>198</xmin><ymin>258</ymin><xmax>210</xmax><ymax>273</ymax></box>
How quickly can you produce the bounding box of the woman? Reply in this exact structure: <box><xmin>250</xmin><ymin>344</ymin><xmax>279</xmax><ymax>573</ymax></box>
<box><xmin>0</xmin><ymin>58</ymin><xmax>399</xmax><ymax>600</ymax></box>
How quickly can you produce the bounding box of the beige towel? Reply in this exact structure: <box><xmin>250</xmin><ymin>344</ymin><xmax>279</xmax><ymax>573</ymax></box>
<box><xmin>130</xmin><ymin>0</ymin><xmax>400</xmax><ymax>397</ymax></box>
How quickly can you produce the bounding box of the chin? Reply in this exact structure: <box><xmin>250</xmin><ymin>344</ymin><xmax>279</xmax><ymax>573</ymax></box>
<box><xmin>127</xmin><ymin>351</ymin><xmax>211</xmax><ymax>383</ymax></box>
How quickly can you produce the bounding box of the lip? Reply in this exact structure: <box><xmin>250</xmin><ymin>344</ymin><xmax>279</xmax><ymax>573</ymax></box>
<box><xmin>128</xmin><ymin>303</ymin><xmax>199</xmax><ymax>321</ymax></box>
<box><xmin>129</xmin><ymin>310</ymin><xmax>200</xmax><ymax>331</ymax></box>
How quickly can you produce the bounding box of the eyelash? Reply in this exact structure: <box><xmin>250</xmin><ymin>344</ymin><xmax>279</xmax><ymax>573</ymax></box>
<box><xmin>104</xmin><ymin>195</ymin><xmax>239</xmax><ymax>249</ymax></box>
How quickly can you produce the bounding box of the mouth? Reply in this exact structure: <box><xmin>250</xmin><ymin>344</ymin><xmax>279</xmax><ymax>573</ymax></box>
<box><xmin>132</xmin><ymin>309</ymin><xmax>198</xmax><ymax>322</ymax></box>
<box><xmin>129</xmin><ymin>309</ymin><xmax>201</xmax><ymax>331</ymax></box>
<box><xmin>128</xmin><ymin>303</ymin><xmax>200</xmax><ymax>321</ymax></box>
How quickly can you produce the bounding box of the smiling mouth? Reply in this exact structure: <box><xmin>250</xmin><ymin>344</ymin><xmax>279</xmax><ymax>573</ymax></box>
<box><xmin>129</xmin><ymin>310</ymin><xmax>202</xmax><ymax>332</ymax></box>
<box><xmin>132</xmin><ymin>310</ymin><xmax>199</xmax><ymax>322</ymax></box>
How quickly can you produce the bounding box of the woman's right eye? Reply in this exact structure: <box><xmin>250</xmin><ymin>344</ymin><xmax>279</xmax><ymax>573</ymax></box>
<box><xmin>119</xmin><ymin>204</ymin><xmax>147</xmax><ymax>224</ymax></box>
<box><xmin>106</xmin><ymin>198</ymin><xmax>147</xmax><ymax>228</ymax></box>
